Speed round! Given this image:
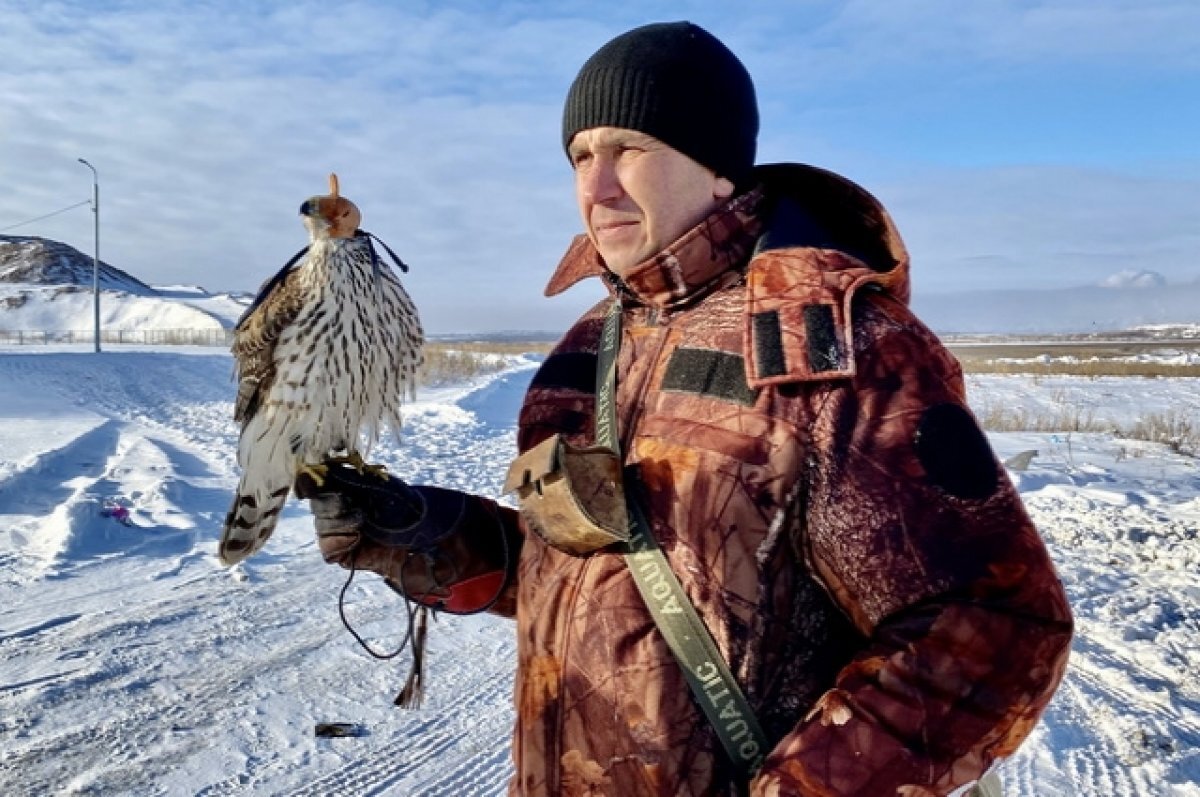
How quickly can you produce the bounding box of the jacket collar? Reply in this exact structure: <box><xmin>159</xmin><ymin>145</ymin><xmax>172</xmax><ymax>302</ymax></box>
<box><xmin>544</xmin><ymin>189</ymin><xmax>765</xmax><ymax>309</ymax></box>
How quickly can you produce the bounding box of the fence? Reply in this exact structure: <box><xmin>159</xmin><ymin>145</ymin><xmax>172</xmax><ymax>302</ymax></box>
<box><xmin>0</xmin><ymin>328</ymin><xmax>233</xmax><ymax>346</ymax></box>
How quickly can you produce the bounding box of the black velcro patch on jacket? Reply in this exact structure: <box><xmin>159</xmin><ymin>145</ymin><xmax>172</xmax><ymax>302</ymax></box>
<box><xmin>662</xmin><ymin>348</ymin><xmax>759</xmax><ymax>406</ymax></box>
<box><xmin>752</xmin><ymin>310</ymin><xmax>786</xmax><ymax>379</ymax></box>
<box><xmin>528</xmin><ymin>352</ymin><xmax>597</xmax><ymax>395</ymax></box>
<box><xmin>804</xmin><ymin>304</ymin><xmax>840</xmax><ymax>373</ymax></box>
<box><xmin>915</xmin><ymin>403</ymin><xmax>999</xmax><ymax>500</ymax></box>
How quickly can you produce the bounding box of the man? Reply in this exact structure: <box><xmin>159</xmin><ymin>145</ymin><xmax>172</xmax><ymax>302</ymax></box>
<box><xmin>299</xmin><ymin>21</ymin><xmax>1073</xmax><ymax>797</ymax></box>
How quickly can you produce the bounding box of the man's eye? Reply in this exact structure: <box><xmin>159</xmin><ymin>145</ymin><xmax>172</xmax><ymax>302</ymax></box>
<box><xmin>571</xmin><ymin>151</ymin><xmax>592</xmax><ymax>167</ymax></box>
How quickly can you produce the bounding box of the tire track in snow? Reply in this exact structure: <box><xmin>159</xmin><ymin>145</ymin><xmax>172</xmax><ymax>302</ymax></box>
<box><xmin>1016</xmin><ymin>487</ymin><xmax>1200</xmax><ymax>796</ymax></box>
<box><xmin>0</xmin><ymin>612</ymin><xmax>83</xmax><ymax>643</ymax></box>
<box><xmin>0</xmin><ymin>417</ymin><xmax>227</xmax><ymax>585</ymax></box>
<box><xmin>0</xmin><ymin>568</ymin><xmax>349</xmax><ymax>795</ymax></box>
<box><xmin>185</xmin><ymin>611</ymin><xmax>517</xmax><ymax>797</ymax></box>
<box><xmin>279</xmin><ymin>668</ymin><xmax>515</xmax><ymax>797</ymax></box>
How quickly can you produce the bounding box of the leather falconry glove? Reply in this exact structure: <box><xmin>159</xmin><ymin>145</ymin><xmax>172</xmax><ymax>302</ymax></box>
<box><xmin>294</xmin><ymin>461</ymin><xmax>511</xmax><ymax>615</ymax></box>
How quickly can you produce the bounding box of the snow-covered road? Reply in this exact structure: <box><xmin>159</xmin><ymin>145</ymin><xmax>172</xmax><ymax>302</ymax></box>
<box><xmin>0</xmin><ymin>347</ymin><xmax>1197</xmax><ymax>795</ymax></box>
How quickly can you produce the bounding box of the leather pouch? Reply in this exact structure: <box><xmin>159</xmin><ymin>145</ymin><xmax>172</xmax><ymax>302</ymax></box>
<box><xmin>503</xmin><ymin>434</ymin><xmax>630</xmax><ymax>555</ymax></box>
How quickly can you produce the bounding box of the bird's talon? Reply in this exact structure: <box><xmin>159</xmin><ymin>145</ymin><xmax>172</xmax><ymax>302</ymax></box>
<box><xmin>298</xmin><ymin>463</ymin><xmax>329</xmax><ymax>487</ymax></box>
<box><xmin>326</xmin><ymin>452</ymin><xmax>389</xmax><ymax>480</ymax></box>
<box><xmin>363</xmin><ymin>462</ymin><xmax>390</xmax><ymax>481</ymax></box>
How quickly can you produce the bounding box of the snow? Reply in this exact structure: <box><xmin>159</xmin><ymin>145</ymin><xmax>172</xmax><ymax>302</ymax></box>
<box><xmin>1</xmin><ymin>234</ymin><xmax>255</xmax><ymax>338</ymax></box>
<box><xmin>148</xmin><ymin>287</ymin><xmax>252</xmax><ymax>329</ymax></box>
<box><xmin>1</xmin><ymin>345</ymin><xmax>1198</xmax><ymax>796</ymax></box>
<box><xmin>0</xmin><ymin>285</ymin><xmax>236</xmax><ymax>334</ymax></box>
<box><xmin>992</xmin><ymin>352</ymin><xmax>1200</xmax><ymax>367</ymax></box>
<box><xmin>0</xmin><ymin>279</ymin><xmax>255</xmax><ymax>344</ymax></box>
<box><xmin>967</xmin><ymin>373</ymin><xmax>1200</xmax><ymax>430</ymax></box>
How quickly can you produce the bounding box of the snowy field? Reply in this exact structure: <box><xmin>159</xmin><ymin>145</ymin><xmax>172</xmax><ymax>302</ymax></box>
<box><xmin>0</xmin><ymin>345</ymin><xmax>1197</xmax><ymax>796</ymax></box>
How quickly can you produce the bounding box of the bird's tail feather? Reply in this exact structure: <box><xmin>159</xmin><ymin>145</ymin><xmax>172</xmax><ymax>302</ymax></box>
<box><xmin>219</xmin><ymin>481</ymin><xmax>291</xmax><ymax>565</ymax></box>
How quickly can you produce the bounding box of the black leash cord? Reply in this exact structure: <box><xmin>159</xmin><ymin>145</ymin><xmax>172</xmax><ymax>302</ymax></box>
<box><xmin>336</xmin><ymin>554</ymin><xmax>420</xmax><ymax>660</ymax></box>
<box><xmin>334</xmin><ymin>501</ymin><xmax>512</xmax><ymax>658</ymax></box>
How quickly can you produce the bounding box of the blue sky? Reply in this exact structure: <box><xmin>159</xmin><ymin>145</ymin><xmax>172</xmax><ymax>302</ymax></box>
<box><xmin>1</xmin><ymin>0</ymin><xmax>1197</xmax><ymax>334</ymax></box>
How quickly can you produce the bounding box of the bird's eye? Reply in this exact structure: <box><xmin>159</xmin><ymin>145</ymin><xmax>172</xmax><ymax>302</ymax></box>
<box><xmin>299</xmin><ymin>200</ymin><xmax>313</xmax><ymax>215</ymax></box>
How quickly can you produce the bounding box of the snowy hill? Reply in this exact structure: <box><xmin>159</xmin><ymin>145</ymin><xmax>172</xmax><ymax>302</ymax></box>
<box><xmin>0</xmin><ymin>343</ymin><xmax>1198</xmax><ymax>794</ymax></box>
<box><xmin>0</xmin><ymin>235</ymin><xmax>250</xmax><ymax>336</ymax></box>
<box><xmin>0</xmin><ymin>234</ymin><xmax>155</xmax><ymax>295</ymax></box>
<box><xmin>0</xmin><ymin>284</ymin><xmax>248</xmax><ymax>336</ymax></box>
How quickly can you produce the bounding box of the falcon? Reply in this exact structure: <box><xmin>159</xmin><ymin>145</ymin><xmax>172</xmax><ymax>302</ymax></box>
<box><xmin>219</xmin><ymin>174</ymin><xmax>423</xmax><ymax>566</ymax></box>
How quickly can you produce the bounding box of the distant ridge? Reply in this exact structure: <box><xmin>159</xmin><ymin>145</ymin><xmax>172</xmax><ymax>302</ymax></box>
<box><xmin>0</xmin><ymin>234</ymin><xmax>157</xmax><ymax>295</ymax></box>
<box><xmin>913</xmin><ymin>281</ymin><xmax>1200</xmax><ymax>335</ymax></box>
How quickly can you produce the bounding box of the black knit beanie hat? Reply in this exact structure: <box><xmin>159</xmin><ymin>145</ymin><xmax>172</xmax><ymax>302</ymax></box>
<box><xmin>562</xmin><ymin>21</ymin><xmax>758</xmax><ymax>186</ymax></box>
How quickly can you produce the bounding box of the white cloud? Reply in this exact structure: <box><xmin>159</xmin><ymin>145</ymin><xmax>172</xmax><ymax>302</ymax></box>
<box><xmin>1</xmin><ymin>1</ymin><xmax>1196</xmax><ymax>333</ymax></box>
<box><xmin>0</xmin><ymin>1</ymin><xmax>605</xmax><ymax>333</ymax></box>
<box><xmin>1098</xmin><ymin>269</ymin><xmax>1168</xmax><ymax>289</ymax></box>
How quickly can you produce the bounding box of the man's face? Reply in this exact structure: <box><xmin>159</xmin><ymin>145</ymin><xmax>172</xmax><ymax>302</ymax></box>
<box><xmin>568</xmin><ymin>127</ymin><xmax>735</xmax><ymax>279</ymax></box>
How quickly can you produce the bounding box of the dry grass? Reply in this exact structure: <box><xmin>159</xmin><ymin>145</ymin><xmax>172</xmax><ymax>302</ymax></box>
<box><xmin>949</xmin><ymin>342</ymin><xmax>1200</xmax><ymax>378</ymax></box>
<box><xmin>427</xmin><ymin>340</ymin><xmax>556</xmax><ymax>356</ymax></box>
<box><xmin>418</xmin><ymin>340</ymin><xmax>552</xmax><ymax>386</ymax></box>
<box><xmin>960</xmin><ymin>359</ymin><xmax>1200</xmax><ymax>378</ymax></box>
<box><xmin>1130</xmin><ymin>410</ymin><xmax>1198</xmax><ymax>456</ymax></box>
<box><xmin>977</xmin><ymin>401</ymin><xmax>1198</xmax><ymax>457</ymax></box>
<box><xmin>953</xmin><ymin>341</ymin><xmax>1199</xmax><ymax>454</ymax></box>
<box><xmin>975</xmin><ymin>404</ymin><xmax>1108</xmax><ymax>435</ymax></box>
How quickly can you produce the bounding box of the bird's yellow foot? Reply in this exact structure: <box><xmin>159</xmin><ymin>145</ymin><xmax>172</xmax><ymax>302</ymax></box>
<box><xmin>358</xmin><ymin>461</ymin><xmax>390</xmax><ymax>481</ymax></box>
<box><xmin>328</xmin><ymin>451</ymin><xmax>390</xmax><ymax>481</ymax></box>
<box><xmin>297</xmin><ymin>462</ymin><xmax>329</xmax><ymax>488</ymax></box>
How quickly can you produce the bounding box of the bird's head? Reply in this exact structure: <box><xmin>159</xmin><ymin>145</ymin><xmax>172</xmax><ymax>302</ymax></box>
<box><xmin>299</xmin><ymin>173</ymin><xmax>361</xmax><ymax>240</ymax></box>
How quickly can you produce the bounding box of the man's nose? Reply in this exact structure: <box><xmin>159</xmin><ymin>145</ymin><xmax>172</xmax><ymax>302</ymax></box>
<box><xmin>579</xmin><ymin>159</ymin><xmax>622</xmax><ymax>204</ymax></box>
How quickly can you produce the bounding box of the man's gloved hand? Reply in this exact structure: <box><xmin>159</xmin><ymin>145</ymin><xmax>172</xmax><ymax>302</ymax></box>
<box><xmin>293</xmin><ymin>461</ymin><xmax>493</xmax><ymax>610</ymax></box>
<box><xmin>295</xmin><ymin>462</ymin><xmax>428</xmax><ymax>565</ymax></box>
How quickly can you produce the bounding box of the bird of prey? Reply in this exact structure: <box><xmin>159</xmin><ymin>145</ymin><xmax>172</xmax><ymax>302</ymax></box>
<box><xmin>218</xmin><ymin>174</ymin><xmax>423</xmax><ymax>566</ymax></box>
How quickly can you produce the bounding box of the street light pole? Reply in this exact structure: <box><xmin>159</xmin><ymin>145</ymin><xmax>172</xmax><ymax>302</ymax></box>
<box><xmin>77</xmin><ymin>158</ymin><xmax>101</xmax><ymax>353</ymax></box>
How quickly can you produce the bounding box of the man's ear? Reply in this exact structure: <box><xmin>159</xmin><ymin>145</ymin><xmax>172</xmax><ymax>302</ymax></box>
<box><xmin>714</xmin><ymin>176</ymin><xmax>736</xmax><ymax>200</ymax></box>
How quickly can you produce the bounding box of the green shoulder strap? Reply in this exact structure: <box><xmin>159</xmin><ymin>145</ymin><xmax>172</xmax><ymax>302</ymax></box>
<box><xmin>596</xmin><ymin>300</ymin><xmax>769</xmax><ymax>779</ymax></box>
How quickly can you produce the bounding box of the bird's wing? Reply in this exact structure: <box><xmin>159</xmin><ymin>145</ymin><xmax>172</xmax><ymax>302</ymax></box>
<box><xmin>231</xmin><ymin>249</ymin><xmax>311</xmax><ymax>424</ymax></box>
<box><xmin>235</xmin><ymin>245</ymin><xmax>309</xmax><ymax>329</ymax></box>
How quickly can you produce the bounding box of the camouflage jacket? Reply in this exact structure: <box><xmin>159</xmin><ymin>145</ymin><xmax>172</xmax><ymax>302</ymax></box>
<box><xmin>470</xmin><ymin>164</ymin><xmax>1072</xmax><ymax>796</ymax></box>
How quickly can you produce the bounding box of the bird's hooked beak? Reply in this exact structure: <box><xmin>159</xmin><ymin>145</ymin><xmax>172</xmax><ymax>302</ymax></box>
<box><xmin>299</xmin><ymin>173</ymin><xmax>362</xmax><ymax>240</ymax></box>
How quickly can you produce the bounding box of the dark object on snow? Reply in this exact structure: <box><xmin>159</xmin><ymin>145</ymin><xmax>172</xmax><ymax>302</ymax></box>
<box><xmin>314</xmin><ymin>722</ymin><xmax>365</xmax><ymax>738</ymax></box>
